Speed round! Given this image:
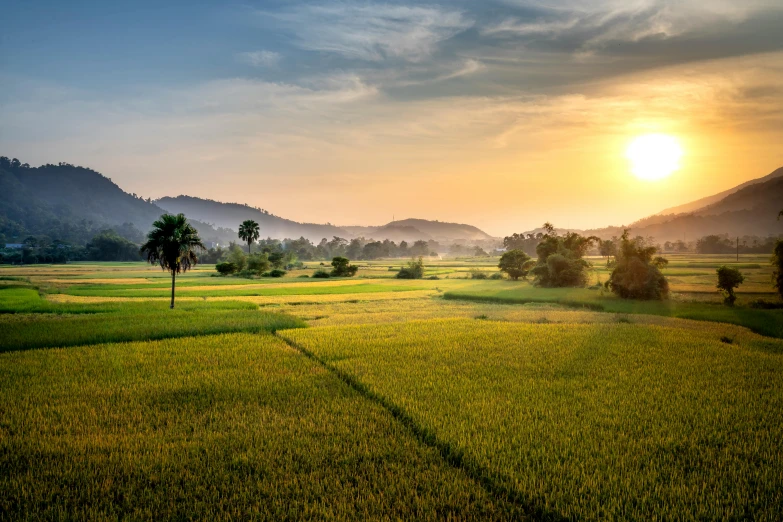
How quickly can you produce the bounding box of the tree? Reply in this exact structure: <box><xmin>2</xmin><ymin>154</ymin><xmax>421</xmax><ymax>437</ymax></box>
<box><xmin>716</xmin><ymin>266</ymin><xmax>744</xmax><ymax>306</ymax></box>
<box><xmin>530</xmin><ymin>223</ymin><xmax>599</xmax><ymax>287</ymax></box>
<box><xmin>247</xmin><ymin>253</ymin><xmax>270</xmax><ymax>275</ymax></box>
<box><xmin>606</xmin><ymin>230</ymin><xmax>669</xmax><ymax>300</ymax></box>
<box><xmin>226</xmin><ymin>244</ymin><xmax>247</xmax><ymax>271</ymax></box>
<box><xmin>268</xmin><ymin>251</ymin><xmax>285</xmax><ymax>269</ymax></box>
<box><xmin>238</xmin><ymin>220</ymin><xmax>260</xmax><ymax>254</ymax></box>
<box><xmin>773</xmin><ymin>240</ymin><xmax>783</xmax><ymax>301</ymax></box>
<box><xmin>139</xmin><ymin>213</ymin><xmax>205</xmax><ymax>309</ymax></box>
<box><xmin>331</xmin><ymin>256</ymin><xmax>358</xmax><ymax>277</ymax></box>
<box><xmin>85</xmin><ymin>230</ymin><xmax>140</xmax><ymax>261</ymax></box>
<box><xmin>498</xmin><ymin>249</ymin><xmax>534</xmax><ymax>280</ymax></box>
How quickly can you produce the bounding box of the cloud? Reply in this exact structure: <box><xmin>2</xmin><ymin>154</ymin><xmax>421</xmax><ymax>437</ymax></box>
<box><xmin>237</xmin><ymin>50</ymin><xmax>281</xmax><ymax>68</ymax></box>
<box><xmin>261</xmin><ymin>3</ymin><xmax>473</xmax><ymax>62</ymax></box>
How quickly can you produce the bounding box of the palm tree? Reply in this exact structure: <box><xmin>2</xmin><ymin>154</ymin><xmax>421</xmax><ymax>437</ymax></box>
<box><xmin>238</xmin><ymin>219</ymin><xmax>260</xmax><ymax>254</ymax></box>
<box><xmin>140</xmin><ymin>213</ymin><xmax>205</xmax><ymax>309</ymax></box>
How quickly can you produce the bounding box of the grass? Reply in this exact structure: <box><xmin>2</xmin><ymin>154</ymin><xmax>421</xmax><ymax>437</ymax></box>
<box><xmin>0</xmin><ymin>287</ymin><xmax>259</xmax><ymax>314</ymax></box>
<box><xmin>280</xmin><ymin>319</ymin><xmax>783</xmax><ymax>521</ymax></box>
<box><xmin>443</xmin><ymin>282</ymin><xmax>783</xmax><ymax>338</ymax></box>
<box><xmin>0</xmin><ymin>333</ymin><xmax>518</xmax><ymax>520</ymax></box>
<box><xmin>2</xmin><ymin>257</ymin><xmax>783</xmax><ymax>519</ymax></box>
<box><xmin>63</xmin><ymin>282</ymin><xmax>422</xmax><ymax>298</ymax></box>
<box><xmin>0</xmin><ymin>308</ymin><xmax>305</xmax><ymax>352</ymax></box>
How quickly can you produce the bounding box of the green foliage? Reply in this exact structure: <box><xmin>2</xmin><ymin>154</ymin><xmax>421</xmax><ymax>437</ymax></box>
<box><xmin>247</xmin><ymin>252</ymin><xmax>271</xmax><ymax>275</ymax></box>
<box><xmin>312</xmin><ymin>269</ymin><xmax>331</xmax><ymax>278</ymax></box>
<box><xmin>139</xmin><ymin>213</ymin><xmax>205</xmax><ymax>309</ymax></box>
<box><xmin>215</xmin><ymin>261</ymin><xmax>237</xmax><ymax>275</ymax></box>
<box><xmin>530</xmin><ymin>224</ymin><xmax>598</xmax><ymax>288</ymax></box>
<box><xmin>238</xmin><ymin>219</ymin><xmax>260</xmax><ymax>253</ymax></box>
<box><xmin>469</xmin><ymin>268</ymin><xmax>488</xmax><ymax>279</ymax></box>
<box><xmin>489</xmin><ymin>273</ymin><xmax>505</xmax><ymax>280</ymax></box>
<box><xmin>267</xmin><ymin>251</ymin><xmax>285</xmax><ymax>269</ymax></box>
<box><xmin>716</xmin><ymin>265</ymin><xmax>744</xmax><ymax>306</ymax></box>
<box><xmin>226</xmin><ymin>244</ymin><xmax>247</xmax><ymax>272</ymax></box>
<box><xmin>264</xmin><ymin>269</ymin><xmax>287</xmax><ymax>278</ymax></box>
<box><xmin>607</xmin><ymin>230</ymin><xmax>669</xmax><ymax>300</ymax></box>
<box><xmin>396</xmin><ymin>257</ymin><xmax>424</xmax><ymax>279</ymax></box>
<box><xmin>497</xmin><ymin>249</ymin><xmax>533</xmax><ymax>280</ymax></box>
<box><xmin>330</xmin><ymin>256</ymin><xmax>358</xmax><ymax>277</ymax></box>
<box><xmin>774</xmin><ymin>240</ymin><xmax>783</xmax><ymax>300</ymax></box>
<box><xmin>84</xmin><ymin>230</ymin><xmax>141</xmax><ymax>261</ymax></box>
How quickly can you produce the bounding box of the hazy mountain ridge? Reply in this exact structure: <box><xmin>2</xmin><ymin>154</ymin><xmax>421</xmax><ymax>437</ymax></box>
<box><xmin>155</xmin><ymin>196</ymin><xmax>351</xmax><ymax>243</ymax></box>
<box><xmin>584</xmin><ymin>169</ymin><xmax>783</xmax><ymax>242</ymax></box>
<box><xmin>655</xmin><ymin>167</ymin><xmax>783</xmax><ymax>216</ymax></box>
<box><xmin>0</xmin><ymin>158</ymin><xmax>494</xmax><ymax>246</ymax></box>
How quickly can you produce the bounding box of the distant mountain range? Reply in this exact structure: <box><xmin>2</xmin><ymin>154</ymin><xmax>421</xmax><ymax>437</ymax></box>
<box><xmin>2</xmin><ymin>156</ymin><xmax>781</xmax><ymax>248</ymax></box>
<box><xmin>0</xmin><ymin>157</ymin><xmax>496</xmax><ymax>246</ymax></box>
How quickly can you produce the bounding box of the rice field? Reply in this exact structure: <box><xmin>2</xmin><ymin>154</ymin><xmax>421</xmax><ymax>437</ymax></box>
<box><xmin>281</xmin><ymin>319</ymin><xmax>783</xmax><ymax>520</ymax></box>
<box><xmin>1</xmin><ymin>255</ymin><xmax>782</xmax><ymax>519</ymax></box>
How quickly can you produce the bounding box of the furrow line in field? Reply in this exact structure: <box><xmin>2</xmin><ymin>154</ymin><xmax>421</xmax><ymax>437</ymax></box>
<box><xmin>274</xmin><ymin>330</ymin><xmax>562</xmax><ymax>521</ymax></box>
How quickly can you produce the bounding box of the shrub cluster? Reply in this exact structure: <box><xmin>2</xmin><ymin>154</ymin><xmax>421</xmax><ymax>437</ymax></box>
<box><xmin>530</xmin><ymin>224</ymin><xmax>598</xmax><ymax>287</ymax></box>
<box><xmin>606</xmin><ymin>230</ymin><xmax>669</xmax><ymax>300</ymax></box>
<box><xmin>396</xmin><ymin>257</ymin><xmax>424</xmax><ymax>279</ymax></box>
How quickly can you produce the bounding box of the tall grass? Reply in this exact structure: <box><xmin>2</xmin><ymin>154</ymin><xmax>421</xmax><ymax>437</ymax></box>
<box><xmin>281</xmin><ymin>319</ymin><xmax>783</xmax><ymax>521</ymax></box>
<box><xmin>0</xmin><ymin>333</ymin><xmax>518</xmax><ymax>520</ymax></box>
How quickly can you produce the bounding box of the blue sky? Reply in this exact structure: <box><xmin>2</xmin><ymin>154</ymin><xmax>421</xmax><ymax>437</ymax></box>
<box><xmin>2</xmin><ymin>0</ymin><xmax>783</xmax><ymax>233</ymax></box>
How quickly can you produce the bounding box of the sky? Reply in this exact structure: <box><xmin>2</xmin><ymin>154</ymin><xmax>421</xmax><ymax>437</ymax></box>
<box><xmin>1</xmin><ymin>0</ymin><xmax>782</xmax><ymax>236</ymax></box>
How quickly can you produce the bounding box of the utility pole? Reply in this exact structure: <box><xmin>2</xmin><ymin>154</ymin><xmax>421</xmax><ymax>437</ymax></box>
<box><xmin>736</xmin><ymin>236</ymin><xmax>739</xmax><ymax>262</ymax></box>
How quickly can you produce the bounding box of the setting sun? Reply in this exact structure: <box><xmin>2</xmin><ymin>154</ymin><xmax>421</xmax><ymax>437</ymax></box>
<box><xmin>626</xmin><ymin>134</ymin><xmax>683</xmax><ymax>181</ymax></box>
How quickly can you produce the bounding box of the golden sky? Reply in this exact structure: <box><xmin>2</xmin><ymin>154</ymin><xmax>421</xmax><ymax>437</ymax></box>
<box><xmin>2</xmin><ymin>1</ymin><xmax>782</xmax><ymax>235</ymax></box>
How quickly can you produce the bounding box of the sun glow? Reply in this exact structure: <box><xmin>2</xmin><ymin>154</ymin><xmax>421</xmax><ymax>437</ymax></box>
<box><xmin>626</xmin><ymin>134</ymin><xmax>683</xmax><ymax>181</ymax></box>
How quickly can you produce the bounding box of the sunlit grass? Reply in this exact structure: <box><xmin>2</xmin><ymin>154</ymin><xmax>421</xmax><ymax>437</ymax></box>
<box><xmin>0</xmin><ymin>333</ymin><xmax>517</xmax><ymax>520</ymax></box>
<box><xmin>281</xmin><ymin>319</ymin><xmax>783</xmax><ymax>520</ymax></box>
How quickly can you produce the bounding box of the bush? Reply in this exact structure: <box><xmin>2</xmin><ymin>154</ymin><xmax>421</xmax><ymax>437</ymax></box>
<box><xmin>263</xmin><ymin>269</ymin><xmax>287</xmax><ymax>278</ymax></box>
<box><xmin>716</xmin><ymin>266</ymin><xmax>744</xmax><ymax>306</ymax></box>
<box><xmin>298</xmin><ymin>274</ymin><xmax>310</xmax><ymax>278</ymax></box>
<box><xmin>331</xmin><ymin>257</ymin><xmax>359</xmax><ymax>277</ymax></box>
<box><xmin>215</xmin><ymin>262</ymin><xmax>237</xmax><ymax>275</ymax></box>
<box><xmin>396</xmin><ymin>257</ymin><xmax>424</xmax><ymax>279</ymax></box>
<box><xmin>236</xmin><ymin>269</ymin><xmax>256</xmax><ymax>279</ymax></box>
<box><xmin>427</xmin><ymin>275</ymin><xmax>440</xmax><ymax>280</ymax></box>
<box><xmin>489</xmin><ymin>273</ymin><xmax>505</xmax><ymax>280</ymax></box>
<box><xmin>606</xmin><ymin>230</ymin><xmax>669</xmax><ymax>300</ymax></box>
<box><xmin>247</xmin><ymin>253</ymin><xmax>270</xmax><ymax>275</ymax></box>
<box><xmin>312</xmin><ymin>269</ymin><xmax>331</xmax><ymax>278</ymax></box>
<box><xmin>226</xmin><ymin>245</ymin><xmax>247</xmax><ymax>272</ymax></box>
<box><xmin>469</xmin><ymin>268</ymin><xmax>488</xmax><ymax>279</ymax></box>
<box><xmin>498</xmin><ymin>250</ymin><xmax>534</xmax><ymax>280</ymax></box>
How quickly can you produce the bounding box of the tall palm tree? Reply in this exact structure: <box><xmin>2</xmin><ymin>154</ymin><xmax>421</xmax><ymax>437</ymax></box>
<box><xmin>140</xmin><ymin>213</ymin><xmax>205</xmax><ymax>309</ymax></box>
<box><xmin>238</xmin><ymin>219</ymin><xmax>260</xmax><ymax>254</ymax></box>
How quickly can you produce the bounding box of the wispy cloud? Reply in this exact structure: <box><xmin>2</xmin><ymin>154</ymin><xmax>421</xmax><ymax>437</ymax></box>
<box><xmin>261</xmin><ymin>3</ymin><xmax>473</xmax><ymax>62</ymax></box>
<box><xmin>237</xmin><ymin>50</ymin><xmax>281</xmax><ymax>68</ymax></box>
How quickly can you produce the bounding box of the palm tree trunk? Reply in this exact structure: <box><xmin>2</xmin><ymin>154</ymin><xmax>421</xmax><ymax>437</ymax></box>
<box><xmin>248</xmin><ymin>241</ymin><xmax>252</xmax><ymax>255</ymax></box>
<box><xmin>170</xmin><ymin>271</ymin><xmax>176</xmax><ymax>309</ymax></box>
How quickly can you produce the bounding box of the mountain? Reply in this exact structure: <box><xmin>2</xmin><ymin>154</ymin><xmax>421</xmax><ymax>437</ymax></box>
<box><xmin>655</xmin><ymin>167</ymin><xmax>783</xmax><ymax>216</ymax></box>
<box><xmin>155</xmin><ymin>196</ymin><xmax>351</xmax><ymax>243</ymax></box>
<box><xmin>382</xmin><ymin>219</ymin><xmax>493</xmax><ymax>242</ymax></box>
<box><xmin>578</xmin><ymin>168</ymin><xmax>783</xmax><ymax>242</ymax></box>
<box><xmin>0</xmin><ymin>159</ymin><xmax>237</xmax><ymax>246</ymax></box>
